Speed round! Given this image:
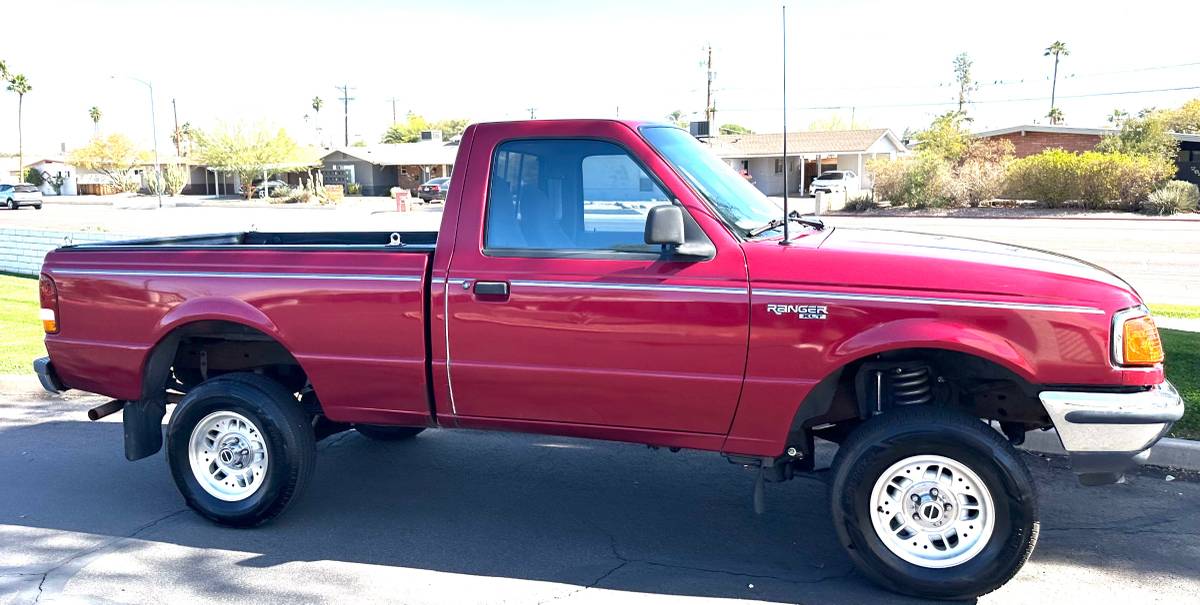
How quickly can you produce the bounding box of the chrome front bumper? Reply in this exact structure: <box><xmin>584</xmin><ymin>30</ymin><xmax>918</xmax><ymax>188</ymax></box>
<box><xmin>1039</xmin><ymin>381</ymin><xmax>1183</xmax><ymax>483</ymax></box>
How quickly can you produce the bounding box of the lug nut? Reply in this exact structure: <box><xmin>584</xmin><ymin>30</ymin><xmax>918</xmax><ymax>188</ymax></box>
<box><xmin>930</xmin><ymin>488</ymin><xmax>939</xmax><ymax>498</ymax></box>
<box><xmin>911</xmin><ymin>494</ymin><xmax>921</xmax><ymax>503</ymax></box>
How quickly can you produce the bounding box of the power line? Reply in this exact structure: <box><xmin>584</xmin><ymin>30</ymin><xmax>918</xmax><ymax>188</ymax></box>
<box><xmin>720</xmin><ymin>85</ymin><xmax>1200</xmax><ymax>112</ymax></box>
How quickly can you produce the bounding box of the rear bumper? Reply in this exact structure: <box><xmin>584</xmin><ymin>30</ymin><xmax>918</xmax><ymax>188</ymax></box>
<box><xmin>1039</xmin><ymin>381</ymin><xmax>1183</xmax><ymax>483</ymax></box>
<box><xmin>33</xmin><ymin>356</ymin><xmax>66</xmax><ymax>393</ymax></box>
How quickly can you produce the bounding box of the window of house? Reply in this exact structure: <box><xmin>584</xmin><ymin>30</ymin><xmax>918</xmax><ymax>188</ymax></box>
<box><xmin>774</xmin><ymin>158</ymin><xmax>784</xmax><ymax>174</ymax></box>
<box><xmin>485</xmin><ymin>139</ymin><xmax>672</xmax><ymax>253</ymax></box>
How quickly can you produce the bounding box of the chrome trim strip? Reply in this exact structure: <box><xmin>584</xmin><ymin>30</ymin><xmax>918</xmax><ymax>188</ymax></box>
<box><xmin>509</xmin><ymin>280</ymin><xmax>747</xmax><ymax>296</ymax></box>
<box><xmin>52</xmin><ymin>269</ymin><xmax>422</xmax><ymax>283</ymax></box>
<box><xmin>444</xmin><ymin>278</ymin><xmax>472</xmax><ymax>416</ymax></box>
<box><xmin>754</xmin><ymin>288</ymin><xmax>1104</xmax><ymax>314</ymax></box>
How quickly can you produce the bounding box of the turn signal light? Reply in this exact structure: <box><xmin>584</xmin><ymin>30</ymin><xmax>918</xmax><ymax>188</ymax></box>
<box><xmin>39</xmin><ymin>273</ymin><xmax>60</xmax><ymax>334</ymax></box>
<box><xmin>1120</xmin><ymin>315</ymin><xmax>1163</xmax><ymax>366</ymax></box>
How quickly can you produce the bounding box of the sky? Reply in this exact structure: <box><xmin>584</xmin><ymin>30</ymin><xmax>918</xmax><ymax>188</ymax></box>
<box><xmin>1</xmin><ymin>0</ymin><xmax>1198</xmax><ymax>158</ymax></box>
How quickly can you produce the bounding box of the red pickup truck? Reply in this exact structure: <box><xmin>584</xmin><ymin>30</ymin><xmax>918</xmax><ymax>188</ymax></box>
<box><xmin>34</xmin><ymin>120</ymin><xmax>1182</xmax><ymax>599</ymax></box>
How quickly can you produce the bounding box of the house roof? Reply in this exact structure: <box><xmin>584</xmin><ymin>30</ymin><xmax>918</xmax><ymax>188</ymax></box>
<box><xmin>324</xmin><ymin>141</ymin><xmax>459</xmax><ymax>166</ymax></box>
<box><xmin>974</xmin><ymin>124</ymin><xmax>1200</xmax><ymax>143</ymax></box>
<box><xmin>708</xmin><ymin>128</ymin><xmax>904</xmax><ymax>158</ymax></box>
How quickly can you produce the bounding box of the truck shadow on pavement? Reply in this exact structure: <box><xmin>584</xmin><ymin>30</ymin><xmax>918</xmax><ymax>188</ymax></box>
<box><xmin>2</xmin><ymin>419</ymin><xmax>1198</xmax><ymax>604</ymax></box>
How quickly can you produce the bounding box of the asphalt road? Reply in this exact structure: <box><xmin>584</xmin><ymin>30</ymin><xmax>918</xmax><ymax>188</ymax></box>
<box><xmin>4</xmin><ymin>201</ymin><xmax>1198</xmax><ymax>305</ymax></box>
<box><xmin>1</xmin><ymin>376</ymin><xmax>1197</xmax><ymax>604</ymax></box>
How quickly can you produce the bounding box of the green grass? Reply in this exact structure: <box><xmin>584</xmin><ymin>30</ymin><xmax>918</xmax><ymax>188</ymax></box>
<box><xmin>0</xmin><ymin>274</ymin><xmax>46</xmax><ymax>374</ymax></box>
<box><xmin>1151</xmin><ymin>304</ymin><xmax>1200</xmax><ymax>320</ymax></box>
<box><xmin>1162</xmin><ymin>328</ymin><xmax>1200</xmax><ymax>439</ymax></box>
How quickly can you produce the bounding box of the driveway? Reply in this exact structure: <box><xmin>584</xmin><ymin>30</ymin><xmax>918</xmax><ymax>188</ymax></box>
<box><xmin>1</xmin><ymin>376</ymin><xmax>1196</xmax><ymax>604</ymax></box>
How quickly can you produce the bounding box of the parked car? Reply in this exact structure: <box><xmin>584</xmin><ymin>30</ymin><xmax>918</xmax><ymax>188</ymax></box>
<box><xmin>1</xmin><ymin>183</ymin><xmax>43</xmax><ymax>209</ymax></box>
<box><xmin>34</xmin><ymin>120</ymin><xmax>1181</xmax><ymax>600</ymax></box>
<box><xmin>808</xmin><ymin>170</ymin><xmax>858</xmax><ymax>196</ymax></box>
<box><xmin>238</xmin><ymin>179</ymin><xmax>290</xmax><ymax>198</ymax></box>
<box><xmin>417</xmin><ymin>177</ymin><xmax>451</xmax><ymax>202</ymax></box>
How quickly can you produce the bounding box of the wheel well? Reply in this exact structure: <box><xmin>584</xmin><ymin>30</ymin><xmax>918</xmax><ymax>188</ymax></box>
<box><xmin>144</xmin><ymin>321</ymin><xmax>315</xmax><ymax>410</ymax></box>
<box><xmin>791</xmin><ymin>348</ymin><xmax>1051</xmax><ymax>446</ymax></box>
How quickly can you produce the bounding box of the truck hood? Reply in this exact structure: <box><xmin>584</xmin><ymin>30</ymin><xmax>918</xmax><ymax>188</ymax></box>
<box><xmin>740</xmin><ymin>227</ymin><xmax>1141</xmax><ymax>312</ymax></box>
<box><xmin>816</xmin><ymin>228</ymin><xmax>1135</xmax><ymax>293</ymax></box>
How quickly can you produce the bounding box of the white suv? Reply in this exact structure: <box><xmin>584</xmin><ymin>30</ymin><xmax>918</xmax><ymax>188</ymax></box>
<box><xmin>808</xmin><ymin>170</ymin><xmax>859</xmax><ymax>196</ymax></box>
<box><xmin>1</xmin><ymin>183</ymin><xmax>43</xmax><ymax>210</ymax></box>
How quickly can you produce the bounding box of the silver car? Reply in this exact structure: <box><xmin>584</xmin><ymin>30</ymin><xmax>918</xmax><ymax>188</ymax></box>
<box><xmin>0</xmin><ymin>183</ymin><xmax>43</xmax><ymax>210</ymax></box>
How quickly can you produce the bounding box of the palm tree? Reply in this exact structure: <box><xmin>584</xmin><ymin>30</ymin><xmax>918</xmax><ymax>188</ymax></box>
<box><xmin>89</xmin><ymin>106</ymin><xmax>102</xmax><ymax>136</ymax></box>
<box><xmin>171</xmin><ymin>122</ymin><xmax>195</xmax><ymax>156</ymax></box>
<box><xmin>1047</xmin><ymin>107</ymin><xmax>1065</xmax><ymax>125</ymax></box>
<box><xmin>7</xmin><ymin>74</ymin><xmax>31</xmax><ymax>183</ymax></box>
<box><xmin>311</xmin><ymin>96</ymin><xmax>324</xmax><ymax>144</ymax></box>
<box><xmin>1044</xmin><ymin>41</ymin><xmax>1069</xmax><ymax>118</ymax></box>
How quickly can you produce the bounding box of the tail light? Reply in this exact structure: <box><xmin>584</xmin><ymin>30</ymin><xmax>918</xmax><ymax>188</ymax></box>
<box><xmin>430</xmin><ymin>185</ymin><xmax>441</xmax><ymax>191</ymax></box>
<box><xmin>1112</xmin><ymin>307</ymin><xmax>1163</xmax><ymax>366</ymax></box>
<box><xmin>39</xmin><ymin>273</ymin><xmax>59</xmax><ymax>334</ymax></box>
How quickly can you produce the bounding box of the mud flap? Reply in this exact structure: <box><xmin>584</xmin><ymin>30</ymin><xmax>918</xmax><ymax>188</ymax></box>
<box><xmin>123</xmin><ymin>399</ymin><xmax>166</xmax><ymax>461</ymax></box>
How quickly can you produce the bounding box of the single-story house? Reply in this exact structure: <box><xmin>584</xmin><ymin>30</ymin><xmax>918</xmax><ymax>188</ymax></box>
<box><xmin>705</xmin><ymin>128</ymin><xmax>908</xmax><ymax>195</ymax></box>
<box><xmin>974</xmin><ymin>124</ymin><xmax>1200</xmax><ymax>185</ymax></box>
<box><xmin>320</xmin><ymin>132</ymin><xmax>459</xmax><ymax>196</ymax></box>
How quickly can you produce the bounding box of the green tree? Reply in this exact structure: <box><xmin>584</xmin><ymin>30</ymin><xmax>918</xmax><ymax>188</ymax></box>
<box><xmin>1162</xmin><ymin>98</ymin><xmax>1200</xmax><ymax>133</ymax></box>
<box><xmin>953</xmin><ymin>53</ymin><xmax>977</xmax><ymax>113</ymax></box>
<box><xmin>1044</xmin><ymin>41</ymin><xmax>1069</xmax><ymax>117</ymax></box>
<box><xmin>380</xmin><ymin>114</ymin><xmax>468</xmax><ymax>144</ymax></box>
<box><xmin>1096</xmin><ymin>109</ymin><xmax>1179</xmax><ymax>162</ymax></box>
<box><xmin>1046</xmin><ymin>106</ymin><xmax>1065</xmax><ymax>125</ymax></box>
<box><xmin>913</xmin><ymin>111</ymin><xmax>972</xmax><ymax>163</ymax></box>
<box><xmin>7</xmin><ymin>73</ymin><xmax>31</xmax><ymax>182</ymax></box>
<box><xmin>68</xmin><ymin>134</ymin><xmax>146</xmax><ymax>193</ymax></box>
<box><xmin>88</xmin><ymin>106</ymin><xmax>102</xmax><ymax>136</ymax></box>
<box><xmin>195</xmin><ymin>124</ymin><xmax>318</xmax><ymax>199</ymax></box>
<box><xmin>171</xmin><ymin>122</ymin><xmax>196</xmax><ymax>156</ymax></box>
<box><xmin>667</xmin><ymin>110</ymin><xmax>688</xmax><ymax>129</ymax></box>
<box><xmin>718</xmin><ymin>123</ymin><xmax>754</xmax><ymax>135</ymax></box>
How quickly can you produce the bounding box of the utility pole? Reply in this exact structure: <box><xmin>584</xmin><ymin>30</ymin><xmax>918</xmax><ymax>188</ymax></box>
<box><xmin>704</xmin><ymin>44</ymin><xmax>715</xmax><ymax>130</ymax></box>
<box><xmin>171</xmin><ymin>98</ymin><xmax>181</xmax><ymax>156</ymax></box>
<box><xmin>527</xmin><ymin>107</ymin><xmax>537</xmax><ymax>119</ymax></box>
<box><xmin>336</xmin><ymin>84</ymin><xmax>356</xmax><ymax>147</ymax></box>
<box><xmin>386</xmin><ymin>97</ymin><xmax>400</xmax><ymax>123</ymax></box>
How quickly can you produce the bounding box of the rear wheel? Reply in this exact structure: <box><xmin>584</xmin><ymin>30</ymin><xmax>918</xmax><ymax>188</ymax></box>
<box><xmin>6</xmin><ymin>199</ymin><xmax>14</xmax><ymax>210</ymax></box>
<box><xmin>355</xmin><ymin>425</ymin><xmax>425</xmax><ymax>441</ymax></box>
<box><xmin>166</xmin><ymin>373</ymin><xmax>316</xmax><ymax>527</ymax></box>
<box><xmin>33</xmin><ymin>203</ymin><xmax>41</xmax><ymax>210</ymax></box>
<box><xmin>829</xmin><ymin>406</ymin><xmax>1038</xmax><ymax>600</ymax></box>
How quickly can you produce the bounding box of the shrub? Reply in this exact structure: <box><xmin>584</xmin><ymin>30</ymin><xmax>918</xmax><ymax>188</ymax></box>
<box><xmin>868</xmin><ymin>153</ymin><xmax>953</xmax><ymax>208</ymax></box>
<box><xmin>163</xmin><ymin>164</ymin><xmax>188</xmax><ymax>196</ymax></box>
<box><xmin>346</xmin><ymin>182</ymin><xmax>362</xmax><ymax>195</ymax></box>
<box><xmin>844</xmin><ymin>192</ymin><xmax>877</xmax><ymax>212</ymax></box>
<box><xmin>24</xmin><ymin>167</ymin><xmax>44</xmax><ymax>186</ymax></box>
<box><xmin>268</xmin><ymin>185</ymin><xmax>291</xmax><ymax>198</ymax></box>
<box><xmin>284</xmin><ymin>188</ymin><xmax>314</xmax><ymax>204</ymax></box>
<box><xmin>1004</xmin><ymin>149</ymin><xmax>1173</xmax><ymax>209</ymax></box>
<box><xmin>1142</xmin><ymin>181</ymin><xmax>1200</xmax><ymax>215</ymax></box>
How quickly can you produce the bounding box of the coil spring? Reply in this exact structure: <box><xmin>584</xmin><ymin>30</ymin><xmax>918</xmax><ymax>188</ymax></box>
<box><xmin>890</xmin><ymin>365</ymin><xmax>933</xmax><ymax>406</ymax></box>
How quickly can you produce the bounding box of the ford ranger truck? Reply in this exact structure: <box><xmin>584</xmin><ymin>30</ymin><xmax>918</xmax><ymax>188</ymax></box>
<box><xmin>33</xmin><ymin>120</ymin><xmax>1182</xmax><ymax>600</ymax></box>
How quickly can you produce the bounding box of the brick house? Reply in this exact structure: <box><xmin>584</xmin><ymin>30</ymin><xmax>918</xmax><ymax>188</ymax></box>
<box><xmin>974</xmin><ymin>124</ymin><xmax>1200</xmax><ymax>185</ymax></box>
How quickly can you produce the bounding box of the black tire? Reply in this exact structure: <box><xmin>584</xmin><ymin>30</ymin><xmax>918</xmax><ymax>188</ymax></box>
<box><xmin>829</xmin><ymin>406</ymin><xmax>1038</xmax><ymax>600</ymax></box>
<box><xmin>33</xmin><ymin>203</ymin><xmax>41</xmax><ymax>210</ymax></box>
<box><xmin>6</xmin><ymin>199</ymin><xmax>14</xmax><ymax>210</ymax></box>
<box><xmin>355</xmin><ymin>425</ymin><xmax>425</xmax><ymax>441</ymax></box>
<box><xmin>166</xmin><ymin>373</ymin><xmax>316</xmax><ymax>527</ymax></box>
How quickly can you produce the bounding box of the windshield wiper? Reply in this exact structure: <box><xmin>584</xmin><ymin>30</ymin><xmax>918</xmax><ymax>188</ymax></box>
<box><xmin>748</xmin><ymin>213</ymin><xmax>825</xmax><ymax>237</ymax></box>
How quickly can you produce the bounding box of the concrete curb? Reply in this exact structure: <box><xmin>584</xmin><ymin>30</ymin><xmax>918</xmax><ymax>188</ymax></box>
<box><xmin>1020</xmin><ymin>428</ymin><xmax>1200</xmax><ymax>471</ymax></box>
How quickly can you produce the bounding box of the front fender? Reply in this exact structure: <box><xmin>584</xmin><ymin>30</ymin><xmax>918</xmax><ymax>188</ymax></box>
<box><xmin>831</xmin><ymin>318</ymin><xmax>1037</xmax><ymax>383</ymax></box>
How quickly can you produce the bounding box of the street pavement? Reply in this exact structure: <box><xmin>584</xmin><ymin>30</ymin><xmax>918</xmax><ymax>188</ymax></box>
<box><xmin>3</xmin><ymin>200</ymin><xmax>1198</xmax><ymax>305</ymax></box>
<box><xmin>0</xmin><ymin>376</ymin><xmax>1197</xmax><ymax>604</ymax></box>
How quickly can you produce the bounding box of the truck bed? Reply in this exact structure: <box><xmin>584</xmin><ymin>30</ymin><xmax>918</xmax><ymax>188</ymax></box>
<box><xmin>41</xmin><ymin>230</ymin><xmax>437</xmax><ymax>427</ymax></box>
<box><xmin>62</xmin><ymin>230</ymin><xmax>439</xmax><ymax>251</ymax></box>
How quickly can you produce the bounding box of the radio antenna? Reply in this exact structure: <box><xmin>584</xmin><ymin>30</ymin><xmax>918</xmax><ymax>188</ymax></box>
<box><xmin>780</xmin><ymin>3</ymin><xmax>792</xmax><ymax>245</ymax></box>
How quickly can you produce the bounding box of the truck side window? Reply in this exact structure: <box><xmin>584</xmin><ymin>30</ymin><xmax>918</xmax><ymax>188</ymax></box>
<box><xmin>486</xmin><ymin>139</ymin><xmax>671</xmax><ymax>254</ymax></box>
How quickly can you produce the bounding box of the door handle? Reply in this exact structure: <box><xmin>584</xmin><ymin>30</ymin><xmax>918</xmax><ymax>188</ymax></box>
<box><xmin>473</xmin><ymin>281</ymin><xmax>510</xmax><ymax>297</ymax></box>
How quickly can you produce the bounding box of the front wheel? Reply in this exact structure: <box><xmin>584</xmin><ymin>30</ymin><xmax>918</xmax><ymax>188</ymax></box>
<box><xmin>5</xmin><ymin>199</ymin><xmax>14</xmax><ymax>210</ymax></box>
<box><xmin>829</xmin><ymin>406</ymin><xmax>1038</xmax><ymax>600</ymax></box>
<box><xmin>166</xmin><ymin>373</ymin><xmax>316</xmax><ymax>527</ymax></box>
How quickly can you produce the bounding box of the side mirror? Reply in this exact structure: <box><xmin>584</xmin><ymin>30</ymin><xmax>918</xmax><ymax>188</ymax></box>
<box><xmin>644</xmin><ymin>205</ymin><xmax>686</xmax><ymax>246</ymax></box>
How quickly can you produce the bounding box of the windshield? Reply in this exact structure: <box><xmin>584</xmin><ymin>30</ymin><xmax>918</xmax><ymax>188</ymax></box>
<box><xmin>641</xmin><ymin>126</ymin><xmax>781</xmax><ymax>237</ymax></box>
<box><xmin>814</xmin><ymin>172</ymin><xmax>843</xmax><ymax>180</ymax></box>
